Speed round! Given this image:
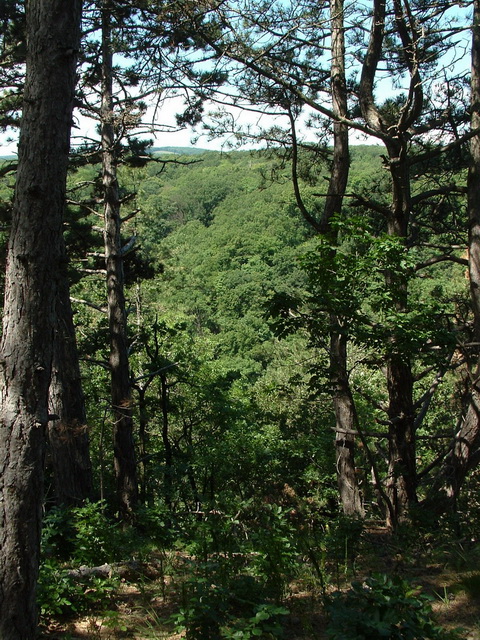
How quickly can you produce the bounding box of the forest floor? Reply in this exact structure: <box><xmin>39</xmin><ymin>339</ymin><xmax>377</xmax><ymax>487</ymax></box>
<box><xmin>39</xmin><ymin>528</ymin><xmax>480</xmax><ymax>640</ymax></box>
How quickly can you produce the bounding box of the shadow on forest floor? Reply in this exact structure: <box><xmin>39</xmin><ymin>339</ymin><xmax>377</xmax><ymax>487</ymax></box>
<box><xmin>39</xmin><ymin>528</ymin><xmax>480</xmax><ymax>640</ymax></box>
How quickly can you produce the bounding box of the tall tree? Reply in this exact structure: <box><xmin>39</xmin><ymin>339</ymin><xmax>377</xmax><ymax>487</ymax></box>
<box><xmin>48</xmin><ymin>265</ymin><xmax>93</xmax><ymax>507</ymax></box>
<box><xmin>357</xmin><ymin>0</ymin><xmax>419</xmax><ymax>525</ymax></box>
<box><xmin>72</xmin><ymin>0</ymin><xmax>223</xmax><ymax>516</ymax></box>
<box><xmin>0</xmin><ymin>0</ymin><xmax>82</xmax><ymax>636</ymax></box>
<box><xmin>326</xmin><ymin>0</ymin><xmax>364</xmax><ymax>518</ymax></box>
<box><xmin>185</xmin><ymin>0</ymin><xmax>473</xmax><ymax>526</ymax></box>
<box><xmin>287</xmin><ymin>0</ymin><xmax>364</xmax><ymax>517</ymax></box>
<box><xmin>0</xmin><ymin>0</ymin><xmax>93</xmax><ymax>510</ymax></box>
<box><xmin>177</xmin><ymin>0</ymin><xmax>366</xmax><ymax>516</ymax></box>
<box><xmin>101</xmin><ymin>0</ymin><xmax>138</xmax><ymax>518</ymax></box>
<box><xmin>354</xmin><ymin>0</ymin><xmax>472</xmax><ymax>525</ymax></box>
<box><xmin>73</xmin><ymin>0</ymin><xmax>190</xmax><ymax>516</ymax></box>
<box><xmin>71</xmin><ymin>0</ymin><xmax>178</xmax><ymax>517</ymax></box>
<box><xmin>427</xmin><ymin>0</ymin><xmax>480</xmax><ymax>508</ymax></box>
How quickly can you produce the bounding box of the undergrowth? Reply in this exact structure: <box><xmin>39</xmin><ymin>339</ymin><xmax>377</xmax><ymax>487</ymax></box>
<box><xmin>37</xmin><ymin>500</ymin><xmax>479</xmax><ymax>639</ymax></box>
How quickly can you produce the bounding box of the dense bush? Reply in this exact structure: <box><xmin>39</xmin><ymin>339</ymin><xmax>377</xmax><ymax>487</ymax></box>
<box><xmin>325</xmin><ymin>574</ymin><xmax>462</xmax><ymax>640</ymax></box>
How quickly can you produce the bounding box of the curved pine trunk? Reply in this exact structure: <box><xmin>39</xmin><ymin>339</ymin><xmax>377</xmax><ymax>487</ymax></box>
<box><xmin>101</xmin><ymin>1</ymin><xmax>138</xmax><ymax>519</ymax></box>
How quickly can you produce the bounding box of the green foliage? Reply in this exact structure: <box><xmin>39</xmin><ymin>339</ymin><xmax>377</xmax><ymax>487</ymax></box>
<box><xmin>221</xmin><ymin>604</ymin><xmax>289</xmax><ymax>639</ymax></box>
<box><xmin>38</xmin><ymin>502</ymin><xmax>150</xmax><ymax>620</ymax></box>
<box><xmin>172</xmin><ymin>559</ymin><xmax>289</xmax><ymax>640</ymax></box>
<box><xmin>323</xmin><ymin>516</ymin><xmax>364</xmax><ymax>583</ymax></box>
<box><xmin>325</xmin><ymin>574</ymin><xmax>462</xmax><ymax>640</ymax></box>
<box><xmin>37</xmin><ymin>560</ymin><xmax>118</xmax><ymax>618</ymax></box>
<box><xmin>37</xmin><ymin>560</ymin><xmax>79</xmax><ymax>617</ymax></box>
<box><xmin>70</xmin><ymin>501</ymin><xmax>125</xmax><ymax>565</ymax></box>
<box><xmin>248</xmin><ymin>504</ymin><xmax>299</xmax><ymax>600</ymax></box>
<box><xmin>169</xmin><ymin>500</ymin><xmax>321</xmax><ymax>639</ymax></box>
<box><xmin>299</xmin><ymin>214</ymin><xmax>455</xmax><ymax>362</ymax></box>
<box><xmin>177</xmin><ymin>501</ymin><xmax>303</xmax><ymax>593</ymax></box>
<box><xmin>41</xmin><ymin>505</ymin><xmax>75</xmax><ymax>561</ymax></box>
<box><xmin>63</xmin><ymin>144</ymin><xmax>471</xmax><ymax>537</ymax></box>
<box><xmin>42</xmin><ymin>501</ymin><xmax>137</xmax><ymax>566</ymax></box>
<box><xmin>173</xmin><ymin>572</ymin><xmax>229</xmax><ymax>639</ymax></box>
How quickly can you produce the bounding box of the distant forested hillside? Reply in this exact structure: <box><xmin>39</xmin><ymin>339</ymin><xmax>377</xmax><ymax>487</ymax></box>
<box><xmin>1</xmin><ymin>139</ymin><xmax>470</xmax><ymax>524</ymax></box>
<box><xmin>151</xmin><ymin>146</ymin><xmax>211</xmax><ymax>156</ymax></box>
<box><xmin>68</xmin><ymin>147</ymin><xmax>335</xmax><ymax>506</ymax></box>
<box><xmin>59</xmin><ymin>142</ymin><xmax>465</xmax><ymax>516</ymax></box>
<box><xmin>0</xmin><ymin>136</ymin><xmax>475</xmax><ymax>637</ymax></box>
<box><xmin>0</xmin><ymin>144</ymin><xmax>466</xmax><ymax>519</ymax></box>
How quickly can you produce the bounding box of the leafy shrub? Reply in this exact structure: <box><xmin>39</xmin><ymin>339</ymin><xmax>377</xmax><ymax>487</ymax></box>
<box><xmin>39</xmin><ymin>501</ymin><xmax>134</xmax><ymax>620</ymax></box>
<box><xmin>323</xmin><ymin>515</ymin><xmax>364</xmax><ymax>580</ymax></box>
<box><xmin>135</xmin><ymin>504</ymin><xmax>177</xmax><ymax>549</ymax></box>
<box><xmin>42</xmin><ymin>500</ymin><xmax>139</xmax><ymax>566</ymax></box>
<box><xmin>170</xmin><ymin>502</ymin><xmax>301</xmax><ymax>639</ymax></box>
<box><xmin>221</xmin><ymin>603</ymin><xmax>289</xmax><ymax>639</ymax></box>
<box><xmin>37</xmin><ymin>560</ymin><xmax>81</xmax><ymax>617</ymax></box>
<box><xmin>248</xmin><ymin>504</ymin><xmax>300</xmax><ymax>600</ymax></box>
<box><xmin>172</xmin><ymin>558</ymin><xmax>289</xmax><ymax>640</ymax></box>
<box><xmin>173</xmin><ymin>573</ymin><xmax>230</xmax><ymax>639</ymax></box>
<box><xmin>325</xmin><ymin>573</ymin><xmax>462</xmax><ymax>640</ymax></box>
<box><xmin>38</xmin><ymin>560</ymin><xmax>118</xmax><ymax>618</ymax></box>
<box><xmin>70</xmin><ymin>500</ymin><xmax>125</xmax><ymax>565</ymax></box>
<box><xmin>41</xmin><ymin>506</ymin><xmax>76</xmax><ymax>560</ymax></box>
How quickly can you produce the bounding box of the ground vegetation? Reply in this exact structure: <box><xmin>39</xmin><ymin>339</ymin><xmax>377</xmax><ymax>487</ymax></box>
<box><xmin>1</xmin><ymin>0</ymin><xmax>480</xmax><ymax>637</ymax></box>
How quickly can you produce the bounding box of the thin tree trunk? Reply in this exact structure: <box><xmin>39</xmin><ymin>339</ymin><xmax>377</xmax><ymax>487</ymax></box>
<box><xmin>382</xmin><ymin>0</ymin><xmax>424</xmax><ymax>525</ymax></box>
<box><xmin>385</xmin><ymin>353</ymin><xmax>417</xmax><ymax>524</ymax></box>
<box><xmin>48</xmin><ymin>265</ymin><xmax>93</xmax><ymax>506</ymax></box>
<box><xmin>0</xmin><ymin>1</ymin><xmax>82</xmax><ymax>636</ymax></box>
<box><xmin>160</xmin><ymin>373</ymin><xmax>173</xmax><ymax>511</ymax></box>
<box><xmin>101</xmin><ymin>0</ymin><xmax>138</xmax><ymax>519</ymax></box>
<box><xmin>323</xmin><ymin>0</ymin><xmax>350</xmax><ymax>233</ymax></box>
<box><xmin>290</xmin><ymin>0</ymin><xmax>362</xmax><ymax>517</ymax></box>
<box><xmin>328</xmin><ymin>0</ymin><xmax>363</xmax><ymax>517</ymax></box>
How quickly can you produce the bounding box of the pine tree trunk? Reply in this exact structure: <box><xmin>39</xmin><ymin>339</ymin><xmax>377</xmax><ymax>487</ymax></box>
<box><xmin>385</xmin><ymin>151</ymin><xmax>417</xmax><ymax>526</ymax></box>
<box><xmin>331</xmin><ymin>329</ymin><xmax>364</xmax><ymax>517</ymax></box>
<box><xmin>428</xmin><ymin>0</ymin><xmax>480</xmax><ymax>508</ymax></box>
<box><xmin>385</xmin><ymin>354</ymin><xmax>417</xmax><ymax>525</ymax></box>
<box><xmin>0</xmin><ymin>1</ymin><xmax>82</xmax><ymax>636</ymax></box>
<box><xmin>358</xmin><ymin>0</ymin><xmax>420</xmax><ymax>528</ymax></box>
<box><xmin>101</xmin><ymin>1</ymin><xmax>138</xmax><ymax>519</ymax></box>
<box><xmin>48</xmin><ymin>265</ymin><xmax>93</xmax><ymax>506</ymax></box>
<box><xmin>326</xmin><ymin>0</ymin><xmax>363</xmax><ymax>517</ymax></box>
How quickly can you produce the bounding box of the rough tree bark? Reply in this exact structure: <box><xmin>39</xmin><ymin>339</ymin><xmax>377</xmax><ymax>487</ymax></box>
<box><xmin>331</xmin><ymin>328</ymin><xmax>365</xmax><ymax>517</ymax></box>
<box><xmin>383</xmin><ymin>0</ymin><xmax>424</xmax><ymax>523</ymax></box>
<box><xmin>48</xmin><ymin>264</ymin><xmax>93</xmax><ymax>506</ymax></box>
<box><xmin>384</xmin><ymin>144</ymin><xmax>417</xmax><ymax>525</ymax></box>
<box><xmin>0</xmin><ymin>0</ymin><xmax>82</xmax><ymax>637</ymax></box>
<box><xmin>359</xmin><ymin>0</ymin><xmax>419</xmax><ymax>527</ymax></box>
<box><xmin>286</xmin><ymin>0</ymin><xmax>363</xmax><ymax>517</ymax></box>
<box><xmin>427</xmin><ymin>0</ymin><xmax>480</xmax><ymax>507</ymax></box>
<box><xmin>101</xmin><ymin>0</ymin><xmax>138</xmax><ymax>519</ymax></box>
<box><xmin>327</xmin><ymin>0</ymin><xmax>364</xmax><ymax>518</ymax></box>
